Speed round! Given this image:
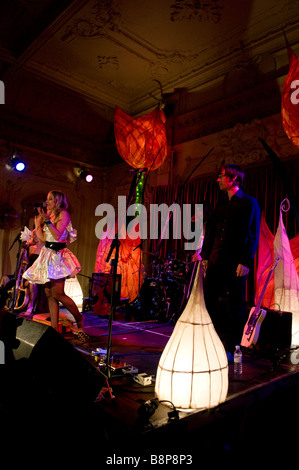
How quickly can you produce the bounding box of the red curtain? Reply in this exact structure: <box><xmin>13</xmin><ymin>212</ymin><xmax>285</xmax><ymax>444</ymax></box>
<box><xmin>147</xmin><ymin>159</ymin><xmax>299</xmax><ymax>303</ymax></box>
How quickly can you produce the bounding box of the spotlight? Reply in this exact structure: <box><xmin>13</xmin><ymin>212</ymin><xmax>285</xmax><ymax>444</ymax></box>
<box><xmin>79</xmin><ymin>168</ymin><xmax>94</xmax><ymax>183</ymax></box>
<box><xmin>10</xmin><ymin>152</ymin><xmax>26</xmax><ymax>172</ymax></box>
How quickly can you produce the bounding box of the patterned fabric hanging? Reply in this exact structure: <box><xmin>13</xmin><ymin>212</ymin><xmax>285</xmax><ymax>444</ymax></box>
<box><xmin>94</xmin><ymin>225</ymin><xmax>143</xmax><ymax>303</ymax></box>
<box><xmin>114</xmin><ymin>106</ymin><xmax>167</xmax><ymax>170</ymax></box>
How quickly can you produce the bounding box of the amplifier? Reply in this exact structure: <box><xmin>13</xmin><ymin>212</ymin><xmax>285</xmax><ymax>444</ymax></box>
<box><xmin>256</xmin><ymin>308</ymin><xmax>292</xmax><ymax>351</ymax></box>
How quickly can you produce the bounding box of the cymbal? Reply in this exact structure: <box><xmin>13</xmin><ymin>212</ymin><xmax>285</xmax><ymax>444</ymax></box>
<box><xmin>142</xmin><ymin>251</ymin><xmax>165</xmax><ymax>261</ymax></box>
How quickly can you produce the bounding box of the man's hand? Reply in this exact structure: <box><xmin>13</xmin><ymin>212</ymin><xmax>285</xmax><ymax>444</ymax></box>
<box><xmin>236</xmin><ymin>264</ymin><xmax>249</xmax><ymax>277</ymax></box>
<box><xmin>192</xmin><ymin>251</ymin><xmax>202</xmax><ymax>262</ymax></box>
<box><xmin>201</xmin><ymin>260</ymin><xmax>208</xmax><ymax>275</ymax></box>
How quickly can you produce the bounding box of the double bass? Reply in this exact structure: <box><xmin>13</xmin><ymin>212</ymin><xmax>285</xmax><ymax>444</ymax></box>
<box><xmin>6</xmin><ymin>246</ymin><xmax>30</xmax><ymax>312</ymax></box>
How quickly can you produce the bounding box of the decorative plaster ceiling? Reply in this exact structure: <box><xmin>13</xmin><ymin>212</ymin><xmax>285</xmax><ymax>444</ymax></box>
<box><xmin>0</xmin><ymin>0</ymin><xmax>299</xmax><ymax>167</ymax></box>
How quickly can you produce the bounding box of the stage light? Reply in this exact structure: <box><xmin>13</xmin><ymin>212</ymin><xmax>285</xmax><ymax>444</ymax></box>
<box><xmin>79</xmin><ymin>168</ymin><xmax>94</xmax><ymax>183</ymax></box>
<box><xmin>10</xmin><ymin>152</ymin><xmax>26</xmax><ymax>172</ymax></box>
<box><xmin>155</xmin><ymin>263</ymin><xmax>229</xmax><ymax>411</ymax></box>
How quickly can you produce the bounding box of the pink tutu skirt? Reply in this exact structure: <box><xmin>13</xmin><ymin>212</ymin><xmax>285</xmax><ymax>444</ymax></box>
<box><xmin>23</xmin><ymin>246</ymin><xmax>81</xmax><ymax>284</ymax></box>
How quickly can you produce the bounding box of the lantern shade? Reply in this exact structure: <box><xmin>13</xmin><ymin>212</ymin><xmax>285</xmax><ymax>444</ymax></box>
<box><xmin>273</xmin><ymin>210</ymin><xmax>299</xmax><ymax>345</ymax></box>
<box><xmin>155</xmin><ymin>263</ymin><xmax>228</xmax><ymax>411</ymax></box>
<box><xmin>114</xmin><ymin>106</ymin><xmax>167</xmax><ymax>170</ymax></box>
<box><xmin>65</xmin><ymin>276</ymin><xmax>83</xmax><ymax>312</ymax></box>
<box><xmin>281</xmin><ymin>44</ymin><xmax>299</xmax><ymax>147</ymax></box>
<box><xmin>254</xmin><ymin>210</ymin><xmax>299</xmax><ymax>345</ymax></box>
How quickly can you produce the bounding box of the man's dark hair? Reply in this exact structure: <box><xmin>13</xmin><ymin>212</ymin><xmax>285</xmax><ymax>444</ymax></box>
<box><xmin>220</xmin><ymin>164</ymin><xmax>244</xmax><ymax>187</ymax></box>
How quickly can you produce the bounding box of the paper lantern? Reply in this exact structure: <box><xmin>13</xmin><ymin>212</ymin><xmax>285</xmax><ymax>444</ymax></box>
<box><xmin>273</xmin><ymin>210</ymin><xmax>299</xmax><ymax>345</ymax></box>
<box><xmin>254</xmin><ymin>208</ymin><xmax>299</xmax><ymax>345</ymax></box>
<box><xmin>281</xmin><ymin>42</ymin><xmax>299</xmax><ymax>147</ymax></box>
<box><xmin>65</xmin><ymin>276</ymin><xmax>83</xmax><ymax>312</ymax></box>
<box><xmin>155</xmin><ymin>263</ymin><xmax>228</xmax><ymax>411</ymax></box>
<box><xmin>114</xmin><ymin>106</ymin><xmax>167</xmax><ymax>170</ymax></box>
<box><xmin>254</xmin><ymin>214</ymin><xmax>275</xmax><ymax>308</ymax></box>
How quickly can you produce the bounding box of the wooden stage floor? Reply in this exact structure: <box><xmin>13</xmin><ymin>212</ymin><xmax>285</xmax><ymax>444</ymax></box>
<box><xmin>58</xmin><ymin>312</ymin><xmax>299</xmax><ymax>463</ymax></box>
<box><xmin>1</xmin><ymin>309</ymin><xmax>299</xmax><ymax>466</ymax></box>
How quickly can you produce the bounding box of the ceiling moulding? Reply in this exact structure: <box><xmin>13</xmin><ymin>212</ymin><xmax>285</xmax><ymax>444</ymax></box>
<box><xmin>122</xmin><ymin>39</ymin><xmax>299</xmax><ymax>117</ymax></box>
<box><xmin>6</xmin><ymin>4</ymin><xmax>299</xmax><ymax>116</ymax></box>
<box><xmin>21</xmin><ymin>59</ymin><xmax>130</xmax><ymax>111</ymax></box>
<box><xmin>171</xmin><ymin>79</ymin><xmax>283</xmax><ymax>145</ymax></box>
<box><xmin>172</xmin><ymin>113</ymin><xmax>299</xmax><ymax>173</ymax></box>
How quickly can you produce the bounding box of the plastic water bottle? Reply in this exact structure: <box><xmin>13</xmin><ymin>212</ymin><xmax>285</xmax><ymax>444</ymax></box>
<box><xmin>233</xmin><ymin>345</ymin><xmax>243</xmax><ymax>374</ymax></box>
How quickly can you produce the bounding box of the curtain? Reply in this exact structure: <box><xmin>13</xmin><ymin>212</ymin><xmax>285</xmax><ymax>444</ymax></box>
<box><xmin>147</xmin><ymin>158</ymin><xmax>299</xmax><ymax>303</ymax></box>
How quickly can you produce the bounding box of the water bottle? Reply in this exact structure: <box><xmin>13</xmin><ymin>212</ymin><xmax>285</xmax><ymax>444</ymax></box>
<box><xmin>233</xmin><ymin>345</ymin><xmax>243</xmax><ymax>374</ymax></box>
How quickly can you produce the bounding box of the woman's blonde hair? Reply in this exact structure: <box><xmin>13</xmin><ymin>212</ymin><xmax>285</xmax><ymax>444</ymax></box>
<box><xmin>50</xmin><ymin>190</ymin><xmax>68</xmax><ymax>212</ymax></box>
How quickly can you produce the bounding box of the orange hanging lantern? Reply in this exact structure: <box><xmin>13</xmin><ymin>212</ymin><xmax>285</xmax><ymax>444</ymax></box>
<box><xmin>114</xmin><ymin>106</ymin><xmax>167</xmax><ymax>170</ymax></box>
<box><xmin>281</xmin><ymin>38</ymin><xmax>299</xmax><ymax>148</ymax></box>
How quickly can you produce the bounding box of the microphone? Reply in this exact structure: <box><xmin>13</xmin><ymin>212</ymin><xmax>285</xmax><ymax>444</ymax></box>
<box><xmin>129</xmin><ymin>168</ymin><xmax>148</xmax><ymax>173</ymax></box>
<box><xmin>28</xmin><ymin>202</ymin><xmax>47</xmax><ymax>208</ymax></box>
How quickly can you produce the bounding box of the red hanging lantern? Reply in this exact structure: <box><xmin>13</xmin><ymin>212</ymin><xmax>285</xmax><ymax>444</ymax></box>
<box><xmin>281</xmin><ymin>40</ymin><xmax>299</xmax><ymax>148</ymax></box>
<box><xmin>114</xmin><ymin>106</ymin><xmax>167</xmax><ymax>170</ymax></box>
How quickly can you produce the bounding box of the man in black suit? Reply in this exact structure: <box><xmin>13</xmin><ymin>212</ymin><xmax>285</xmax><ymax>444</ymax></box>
<box><xmin>201</xmin><ymin>164</ymin><xmax>260</xmax><ymax>356</ymax></box>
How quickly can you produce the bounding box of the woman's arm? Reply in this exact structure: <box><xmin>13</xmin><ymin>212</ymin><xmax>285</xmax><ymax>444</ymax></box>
<box><xmin>34</xmin><ymin>215</ymin><xmax>46</xmax><ymax>243</ymax></box>
<box><xmin>42</xmin><ymin>209</ymin><xmax>71</xmax><ymax>241</ymax></box>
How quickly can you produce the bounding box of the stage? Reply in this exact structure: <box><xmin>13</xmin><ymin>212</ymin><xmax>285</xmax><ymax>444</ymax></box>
<box><xmin>1</xmin><ymin>309</ymin><xmax>299</xmax><ymax>465</ymax></box>
<box><xmin>78</xmin><ymin>313</ymin><xmax>299</xmax><ymax>460</ymax></box>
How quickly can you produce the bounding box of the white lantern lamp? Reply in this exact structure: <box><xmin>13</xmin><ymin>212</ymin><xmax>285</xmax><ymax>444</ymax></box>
<box><xmin>155</xmin><ymin>262</ymin><xmax>229</xmax><ymax>411</ymax></box>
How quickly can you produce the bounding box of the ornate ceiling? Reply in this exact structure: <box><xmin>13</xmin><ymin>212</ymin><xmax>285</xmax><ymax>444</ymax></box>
<box><xmin>0</xmin><ymin>0</ymin><xmax>299</xmax><ymax>167</ymax></box>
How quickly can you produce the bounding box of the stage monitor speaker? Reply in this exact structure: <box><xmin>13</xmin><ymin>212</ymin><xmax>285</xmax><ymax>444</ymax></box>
<box><xmin>256</xmin><ymin>308</ymin><xmax>292</xmax><ymax>352</ymax></box>
<box><xmin>0</xmin><ymin>310</ymin><xmax>106</xmax><ymax>405</ymax></box>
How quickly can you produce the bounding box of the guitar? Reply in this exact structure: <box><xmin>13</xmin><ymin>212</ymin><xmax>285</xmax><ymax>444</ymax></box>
<box><xmin>241</xmin><ymin>256</ymin><xmax>280</xmax><ymax>348</ymax></box>
<box><xmin>58</xmin><ymin>317</ymin><xmax>89</xmax><ymax>343</ymax></box>
<box><xmin>33</xmin><ymin>313</ymin><xmax>89</xmax><ymax>343</ymax></box>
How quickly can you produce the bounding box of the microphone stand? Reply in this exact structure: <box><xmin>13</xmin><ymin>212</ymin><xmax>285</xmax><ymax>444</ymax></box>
<box><xmin>104</xmin><ymin>234</ymin><xmax>121</xmax><ymax>381</ymax></box>
<box><xmin>101</xmin><ymin>168</ymin><xmax>148</xmax><ymax>392</ymax></box>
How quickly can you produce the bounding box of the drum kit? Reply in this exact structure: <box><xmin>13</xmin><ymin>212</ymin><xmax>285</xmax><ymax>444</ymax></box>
<box><xmin>128</xmin><ymin>250</ymin><xmax>194</xmax><ymax>323</ymax></box>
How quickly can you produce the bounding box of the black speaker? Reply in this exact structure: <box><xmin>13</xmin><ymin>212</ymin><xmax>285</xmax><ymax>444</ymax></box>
<box><xmin>256</xmin><ymin>308</ymin><xmax>292</xmax><ymax>352</ymax></box>
<box><xmin>0</xmin><ymin>310</ymin><xmax>106</xmax><ymax>406</ymax></box>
